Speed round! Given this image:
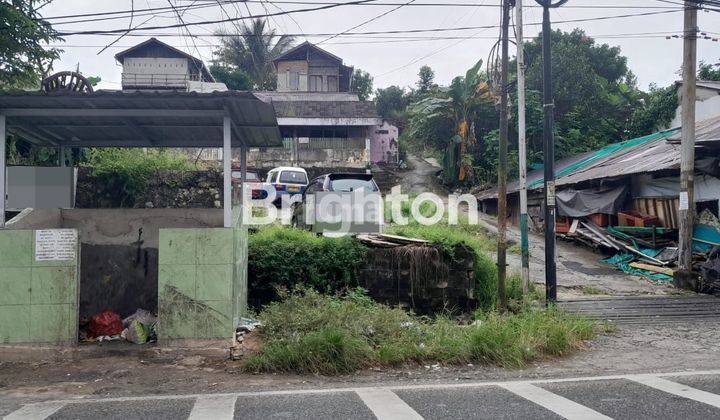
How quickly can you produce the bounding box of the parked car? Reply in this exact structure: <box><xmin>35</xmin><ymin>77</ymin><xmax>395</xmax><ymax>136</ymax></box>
<box><xmin>231</xmin><ymin>169</ymin><xmax>267</xmax><ymax>199</ymax></box>
<box><xmin>266</xmin><ymin>166</ymin><xmax>309</xmax><ymax>204</ymax></box>
<box><xmin>292</xmin><ymin>173</ymin><xmax>381</xmax><ymax>234</ymax></box>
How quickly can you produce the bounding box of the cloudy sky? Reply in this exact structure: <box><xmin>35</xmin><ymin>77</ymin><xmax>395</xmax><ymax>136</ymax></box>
<box><xmin>40</xmin><ymin>0</ymin><xmax>720</xmax><ymax>92</ymax></box>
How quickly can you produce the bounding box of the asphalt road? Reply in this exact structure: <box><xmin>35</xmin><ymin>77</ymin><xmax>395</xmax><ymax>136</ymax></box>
<box><xmin>5</xmin><ymin>370</ymin><xmax>720</xmax><ymax>419</ymax></box>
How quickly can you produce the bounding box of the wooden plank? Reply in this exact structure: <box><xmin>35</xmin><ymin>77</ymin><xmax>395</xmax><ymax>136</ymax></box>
<box><xmin>629</xmin><ymin>262</ymin><xmax>675</xmax><ymax>276</ymax></box>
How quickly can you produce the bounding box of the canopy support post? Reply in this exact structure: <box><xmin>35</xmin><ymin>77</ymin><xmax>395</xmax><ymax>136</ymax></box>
<box><xmin>0</xmin><ymin>115</ymin><xmax>5</xmax><ymax>228</ymax></box>
<box><xmin>223</xmin><ymin>116</ymin><xmax>232</xmax><ymax>228</ymax></box>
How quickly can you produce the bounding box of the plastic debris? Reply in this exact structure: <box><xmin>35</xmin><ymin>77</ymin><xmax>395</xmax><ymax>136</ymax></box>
<box><xmin>89</xmin><ymin>310</ymin><xmax>123</xmax><ymax>338</ymax></box>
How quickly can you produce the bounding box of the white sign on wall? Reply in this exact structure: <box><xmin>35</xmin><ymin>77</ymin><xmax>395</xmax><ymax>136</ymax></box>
<box><xmin>35</xmin><ymin>229</ymin><xmax>77</xmax><ymax>261</ymax></box>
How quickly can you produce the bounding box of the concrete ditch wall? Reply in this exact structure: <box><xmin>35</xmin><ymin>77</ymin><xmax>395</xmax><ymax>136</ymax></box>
<box><xmin>358</xmin><ymin>244</ymin><xmax>476</xmax><ymax>314</ymax></box>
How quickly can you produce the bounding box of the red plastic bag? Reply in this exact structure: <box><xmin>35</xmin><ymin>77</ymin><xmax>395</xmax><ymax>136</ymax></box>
<box><xmin>89</xmin><ymin>310</ymin><xmax>123</xmax><ymax>338</ymax></box>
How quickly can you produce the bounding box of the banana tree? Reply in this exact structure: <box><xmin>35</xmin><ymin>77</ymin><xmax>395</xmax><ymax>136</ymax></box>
<box><xmin>407</xmin><ymin>59</ymin><xmax>494</xmax><ymax>183</ymax></box>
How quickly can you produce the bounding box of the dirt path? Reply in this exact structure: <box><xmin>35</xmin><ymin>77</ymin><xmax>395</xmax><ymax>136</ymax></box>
<box><xmin>396</xmin><ymin>154</ymin><xmax>681</xmax><ymax>298</ymax></box>
<box><xmin>399</xmin><ymin>154</ymin><xmax>447</xmax><ymax>195</ymax></box>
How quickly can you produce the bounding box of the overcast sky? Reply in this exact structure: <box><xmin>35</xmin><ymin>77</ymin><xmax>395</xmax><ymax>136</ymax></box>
<box><xmin>41</xmin><ymin>0</ymin><xmax>720</xmax><ymax>92</ymax></box>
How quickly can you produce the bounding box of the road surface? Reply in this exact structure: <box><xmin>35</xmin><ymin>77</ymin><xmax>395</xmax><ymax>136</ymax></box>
<box><xmin>6</xmin><ymin>370</ymin><xmax>720</xmax><ymax>419</ymax></box>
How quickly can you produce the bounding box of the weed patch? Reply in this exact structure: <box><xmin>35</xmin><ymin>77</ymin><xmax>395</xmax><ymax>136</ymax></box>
<box><xmin>244</xmin><ymin>288</ymin><xmax>599</xmax><ymax>374</ymax></box>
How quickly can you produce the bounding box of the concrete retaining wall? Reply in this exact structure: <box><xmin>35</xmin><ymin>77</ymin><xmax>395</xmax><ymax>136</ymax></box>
<box><xmin>358</xmin><ymin>244</ymin><xmax>476</xmax><ymax>314</ymax></box>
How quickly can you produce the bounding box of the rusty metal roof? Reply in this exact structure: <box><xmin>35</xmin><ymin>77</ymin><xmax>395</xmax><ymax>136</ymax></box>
<box><xmin>0</xmin><ymin>90</ymin><xmax>282</xmax><ymax>148</ymax></box>
<box><xmin>477</xmin><ymin>116</ymin><xmax>720</xmax><ymax>200</ymax></box>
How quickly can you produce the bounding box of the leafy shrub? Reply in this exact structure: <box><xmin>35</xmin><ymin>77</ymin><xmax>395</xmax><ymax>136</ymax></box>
<box><xmin>84</xmin><ymin>148</ymin><xmax>194</xmax><ymax>206</ymax></box>
<box><xmin>244</xmin><ymin>288</ymin><xmax>598</xmax><ymax>374</ymax></box>
<box><xmin>248</xmin><ymin>226</ymin><xmax>367</xmax><ymax>307</ymax></box>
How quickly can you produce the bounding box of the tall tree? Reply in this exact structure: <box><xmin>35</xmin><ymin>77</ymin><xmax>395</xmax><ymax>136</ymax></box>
<box><xmin>375</xmin><ymin>85</ymin><xmax>407</xmax><ymax>119</ymax></box>
<box><xmin>214</xmin><ymin>19</ymin><xmax>294</xmax><ymax>90</ymax></box>
<box><xmin>0</xmin><ymin>0</ymin><xmax>61</xmax><ymax>88</ymax></box>
<box><xmin>520</xmin><ymin>29</ymin><xmax>641</xmax><ymax>158</ymax></box>
<box><xmin>698</xmin><ymin>60</ymin><xmax>720</xmax><ymax>81</ymax></box>
<box><xmin>416</xmin><ymin>65</ymin><xmax>436</xmax><ymax>94</ymax></box>
<box><xmin>209</xmin><ymin>64</ymin><xmax>253</xmax><ymax>90</ymax></box>
<box><xmin>350</xmin><ymin>69</ymin><xmax>373</xmax><ymax>100</ymax></box>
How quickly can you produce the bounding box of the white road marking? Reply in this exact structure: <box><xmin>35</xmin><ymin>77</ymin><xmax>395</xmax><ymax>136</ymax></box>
<box><xmin>3</xmin><ymin>401</ymin><xmax>65</xmax><ymax>420</ymax></box>
<box><xmin>187</xmin><ymin>395</ymin><xmax>238</xmax><ymax>420</ymax></box>
<box><xmin>631</xmin><ymin>375</ymin><xmax>720</xmax><ymax>408</ymax></box>
<box><xmin>4</xmin><ymin>369</ymin><xmax>720</xmax><ymax>407</ymax></box>
<box><xmin>355</xmin><ymin>389</ymin><xmax>423</xmax><ymax>420</ymax></box>
<box><xmin>500</xmin><ymin>382</ymin><xmax>612</xmax><ymax>420</ymax></box>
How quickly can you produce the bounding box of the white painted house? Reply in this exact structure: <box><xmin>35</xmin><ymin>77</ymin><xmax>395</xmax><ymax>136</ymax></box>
<box><xmin>114</xmin><ymin>38</ymin><xmax>223</xmax><ymax>91</ymax></box>
<box><xmin>670</xmin><ymin>80</ymin><xmax>720</xmax><ymax>128</ymax></box>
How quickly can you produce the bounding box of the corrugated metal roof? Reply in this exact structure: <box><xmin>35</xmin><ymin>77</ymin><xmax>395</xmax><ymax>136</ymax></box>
<box><xmin>667</xmin><ymin>114</ymin><xmax>720</xmax><ymax>148</ymax></box>
<box><xmin>476</xmin><ymin>115</ymin><xmax>720</xmax><ymax>200</ymax></box>
<box><xmin>0</xmin><ymin>90</ymin><xmax>282</xmax><ymax>148</ymax></box>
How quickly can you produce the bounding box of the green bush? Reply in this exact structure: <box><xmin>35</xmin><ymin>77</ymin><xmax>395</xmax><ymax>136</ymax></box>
<box><xmin>85</xmin><ymin>148</ymin><xmax>194</xmax><ymax>206</ymax></box>
<box><xmin>244</xmin><ymin>288</ymin><xmax>598</xmax><ymax>374</ymax></box>
<box><xmin>248</xmin><ymin>226</ymin><xmax>368</xmax><ymax>307</ymax></box>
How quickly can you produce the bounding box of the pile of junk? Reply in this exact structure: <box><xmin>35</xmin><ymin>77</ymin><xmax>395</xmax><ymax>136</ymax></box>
<box><xmin>553</xmin><ymin>187</ymin><xmax>720</xmax><ymax>294</ymax></box>
<box><xmin>79</xmin><ymin>309</ymin><xmax>157</xmax><ymax>345</ymax></box>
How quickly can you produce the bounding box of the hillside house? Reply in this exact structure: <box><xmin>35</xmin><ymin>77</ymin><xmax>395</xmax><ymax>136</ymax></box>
<box><xmin>249</xmin><ymin>42</ymin><xmax>382</xmax><ymax>170</ymax></box>
<box><xmin>115</xmin><ymin>38</ymin><xmax>224</xmax><ymax>91</ymax></box>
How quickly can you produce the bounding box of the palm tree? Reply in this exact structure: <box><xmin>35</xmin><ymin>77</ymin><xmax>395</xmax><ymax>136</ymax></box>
<box><xmin>408</xmin><ymin>59</ymin><xmax>494</xmax><ymax>183</ymax></box>
<box><xmin>214</xmin><ymin>19</ymin><xmax>295</xmax><ymax>90</ymax></box>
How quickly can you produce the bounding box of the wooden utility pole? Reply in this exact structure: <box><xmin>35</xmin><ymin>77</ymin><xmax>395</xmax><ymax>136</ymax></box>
<box><xmin>497</xmin><ymin>0</ymin><xmax>511</xmax><ymax>310</ymax></box>
<box><xmin>516</xmin><ymin>0</ymin><xmax>530</xmax><ymax>294</ymax></box>
<box><xmin>678</xmin><ymin>0</ymin><xmax>698</xmax><ymax>284</ymax></box>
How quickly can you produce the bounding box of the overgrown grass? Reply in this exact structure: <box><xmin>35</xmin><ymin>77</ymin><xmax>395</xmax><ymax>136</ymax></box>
<box><xmin>248</xmin><ymin>226</ymin><xmax>367</xmax><ymax>307</ymax></box>
<box><xmin>244</xmin><ymin>288</ymin><xmax>598</xmax><ymax>375</ymax></box>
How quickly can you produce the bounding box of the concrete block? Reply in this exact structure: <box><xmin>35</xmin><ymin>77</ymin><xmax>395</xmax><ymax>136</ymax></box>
<box><xmin>158</xmin><ymin>229</ymin><xmax>197</xmax><ymax>265</ymax></box>
<box><xmin>0</xmin><ymin>267</ymin><xmax>32</xmax><ymax>305</ymax></box>
<box><xmin>196</xmin><ymin>264</ymin><xmax>232</xmax><ymax>301</ymax></box>
<box><xmin>31</xmin><ymin>267</ymin><xmax>77</xmax><ymax>304</ymax></box>
<box><xmin>196</xmin><ymin>228</ymin><xmax>233</xmax><ymax>265</ymax></box>
<box><xmin>29</xmin><ymin>304</ymin><xmax>74</xmax><ymax>343</ymax></box>
<box><xmin>0</xmin><ymin>306</ymin><xmax>30</xmax><ymax>343</ymax></box>
<box><xmin>0</xmin><ymin>230</ymin><xmax>32</xmax><ymax>267</ymax></box>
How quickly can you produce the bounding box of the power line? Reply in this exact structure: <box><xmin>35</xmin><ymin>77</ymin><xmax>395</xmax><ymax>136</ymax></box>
<box><xmin>316</xmin><ymin>0</ymin><xmax>418</xmax><ymax>44</ymax></box>
<box><xmin>52</xmin><ymin>0</ymin><xmax>384</xmax><ymax>35</ymax></box>
<box><xmin>51</xmin><ymin>31</ymin><xmax>695</xmax><ymax>50</ymax></box>
<box><xmin>55</xmin><ymin>8</ymin><xmax>688</xmax><ymax>37</ymax></box>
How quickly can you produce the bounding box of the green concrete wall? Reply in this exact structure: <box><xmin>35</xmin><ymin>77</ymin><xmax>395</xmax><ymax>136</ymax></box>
<box><xmin>0</xmin><ymin>230</ymin><xmax>79</xmax><ymax>344</ymax></box>
<box><xmin>158</xmin><ymin>228</ymin><xmax>245</xmax><ymax>340</ymax></box>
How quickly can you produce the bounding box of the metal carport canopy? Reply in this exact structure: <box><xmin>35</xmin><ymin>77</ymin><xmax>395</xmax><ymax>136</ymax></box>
<box><xmin>0</xmin><ymin>90</ymin><xmax>282</xmax><ymax>148</ymax></box>
<box><xmin>0</xmin><ymin>89</ymin><xmax>282</xmax><ymax>228</ymax></box>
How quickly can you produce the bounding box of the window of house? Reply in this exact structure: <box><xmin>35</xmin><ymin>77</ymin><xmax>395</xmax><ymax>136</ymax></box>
<box><xmin>289</xmin><ymin>71</ymin><xmax>300</xmax><ymax>90</ymax></box>
<box><xmin>309</xmin><ymin>75</ymin><xmax>323</xmax><ymax>92</ymax></box>
<box><xmin>327</xmin><ymin>76</ymin><xmax>338</xmax><ymax>92</ymax></box>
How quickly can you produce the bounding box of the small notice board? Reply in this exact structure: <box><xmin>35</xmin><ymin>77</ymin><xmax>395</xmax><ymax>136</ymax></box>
<box><xmin>35</xmin><ymin>229</ymin><xmax>77</xmax><ymax>261</ymax></box>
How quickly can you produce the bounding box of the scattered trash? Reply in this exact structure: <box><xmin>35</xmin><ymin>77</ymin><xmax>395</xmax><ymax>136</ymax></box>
<box><xmin>89</xmin><ymin>310</ymin><xmax>123</xmax><ymax>338</ymax></box>
<box><xmin>120</xmin><ymin>309</ymin><xmax>157</xmax><ymax>344</ymax></box>
<box><xmin>231</xmin><ymin>318</ymin><xmax>262</xmax><ymax>360</ymax></box>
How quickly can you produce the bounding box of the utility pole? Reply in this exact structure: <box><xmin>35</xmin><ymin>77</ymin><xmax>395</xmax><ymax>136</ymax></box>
<box><xmin>678</xmin><ymin>0</ymin><xmax>698</xmax><ymax>286</ymax></box>
<box><xmin>535</xmin><ymin>0</ymin><xmax>567</xmax><ymax>304</ymax></box>
<box><xmin>516</xmin><ymin>0</ymin><xmax>530</xmax><ymax>294</ymax></box>
<box><xmin>497</xmin><ymin>0</ymin><xmax>511</xmax><ymax>310</ymax></box>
